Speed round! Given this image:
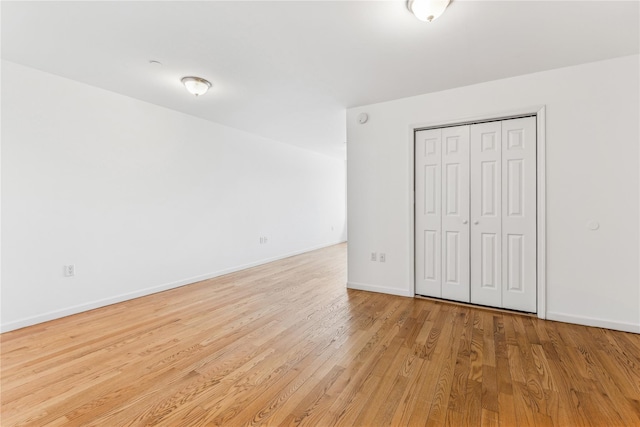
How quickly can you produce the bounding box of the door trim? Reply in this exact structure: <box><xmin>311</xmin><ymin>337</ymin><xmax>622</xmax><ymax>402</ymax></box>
<box><xmin>408</xmin><ymin>106</ymin><xmax>547</xmax><ymax>319</ymax></box>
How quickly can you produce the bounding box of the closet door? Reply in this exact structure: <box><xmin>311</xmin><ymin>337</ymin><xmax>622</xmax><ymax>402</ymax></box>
<box><xmin>501</xmin><ymin>117</ymin><xmax>537</xmax><ymax>312</ymax></box>
<box><xmin>470</xmin><ymin>122</ymin><xmax>502</xmax><ymax>307</ymax></box>
<box><xmin>440</xmin><ymin>126</ymin><xmax>470</xmax><ymax>302</ymax></box>
<box><xmin>415</xmin><ymin>125</ymin><xmax>470</xmax><ymax>301</ymax></box>
<box><xmin>415</xmin><ymin>118</ymin><xmax>535</xmax><ymax>312</ymax></box>
<box><xmin>415</xmin><ymin>128</ymin><xmax>442</xmax><ymax>297</ymax></box>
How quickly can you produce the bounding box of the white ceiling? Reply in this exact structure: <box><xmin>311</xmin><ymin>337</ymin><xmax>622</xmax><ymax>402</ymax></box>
<box><xmin>2</xmin><ymin>1</ymin><xmax>638</xmax><ymax>158</ymax></box>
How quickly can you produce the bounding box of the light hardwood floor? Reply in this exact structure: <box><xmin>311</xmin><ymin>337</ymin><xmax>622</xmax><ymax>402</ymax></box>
<box><xmin>2</xmin><ymin>243</ymin><xmax>639</xmax><ymax>426</ymax></box>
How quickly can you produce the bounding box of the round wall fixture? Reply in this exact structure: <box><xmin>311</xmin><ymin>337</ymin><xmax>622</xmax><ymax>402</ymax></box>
<box><xmin>357</xmin><ymin>113</ymin><xmax>369</xmax><ymax>124</ymax></box>
<box><xmin>587</xmin><ymin>220</ymin><xmax>600</xmax><ymax>231</ymax></box>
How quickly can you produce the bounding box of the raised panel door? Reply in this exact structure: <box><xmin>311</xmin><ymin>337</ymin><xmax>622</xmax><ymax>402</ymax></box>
<box><xmin>415</xmin><ymin>117</ymin><xmax>536</xmax><ymax>314</ymax></box>
<box><xmin>501</xmin><ymin>117</ymin><xmax>537</xmax><ymax>312</ymax></box>
<box><xmin>470</xmin><ymin>121</ymin><xmax>502</xmax><ymax>307</ymax></box>
<box><xmin>441</xmin><ymin>126</ymin><xmax>470</xmax><ymax>302</ymax></box>
<box><xmin>415</xmin><ymin>129</ymin><xmax>442</xmax><ymax>297</ymax></box>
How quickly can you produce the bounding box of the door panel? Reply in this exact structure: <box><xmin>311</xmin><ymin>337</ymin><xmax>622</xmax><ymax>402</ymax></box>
<box><xmin>445</xmin><ymin>163</ymin><xmax>460</xmax><ymax>215</ymax></box>
<box><xmin>444</xmin><ymin>231</ymin><xmax>460</xmax><ymax>283</ymax></box>
<box><xmin>441</xmin><ymin>126</ymin><xmax>470</xmax><ymax>302</ymax></box>
<box><xmin>470</xmin><ymin>121</ymin><xmax>502</xmax><ymax>307</ymax></box>
<box><xmin>506</xmin><ymin>234</ymin><xmax>524</xmax><ymax>291</ymax></box>
<box><xmin>415</xmin><ymin>129</ymin><xmax>442</xmax><ymax>297</ymax></box>
<box><xmin>501</xmin><ymin>117</ymin><xmax>536</xmax><ymax>312</ymax></box>
<box><xmin>481</xmin><ymin>233</ymin><xmax>498</xmax><ymax>287</ymax></box>
<box><xmin>423</xmin><ymin>230</ymin><xmax>438</xmax><ymax>281</ymax></box>
<box><xmin>506</xmin><ymin>159</ymin><xmax>524</xmax><ymax>216</ymax></box>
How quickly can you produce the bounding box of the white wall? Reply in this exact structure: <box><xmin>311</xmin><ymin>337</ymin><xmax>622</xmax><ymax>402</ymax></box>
<box><xmin>1</xmin><ymin>60</ymin><xmax>347</xmax><ymax>332</ymax></box>
<box><xmin>347</xmin><ymin>55</ymin><xmax>639</xmax><ymax>333</ymax></box>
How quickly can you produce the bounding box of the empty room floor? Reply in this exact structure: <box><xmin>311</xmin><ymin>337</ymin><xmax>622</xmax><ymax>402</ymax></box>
<box><xmin>1</xmin><ymin>243</ymin><xmax>639</xmax><ymax>426</ymax></box>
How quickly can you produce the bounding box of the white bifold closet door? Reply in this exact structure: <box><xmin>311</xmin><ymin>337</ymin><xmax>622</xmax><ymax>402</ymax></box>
<box><xmin>415</xmin><ymin>116</ymin><xmax>536</xmax><ymax>312</ymax></box>
<box><xmin>499</xmin><ymin>117</ymin><xmax>537</xmax><ymax>312</ymax></box>
<box><xmin>415</xmin><ymin>125</ymin><xmax>470</xmax><ymax>303</ymax></box>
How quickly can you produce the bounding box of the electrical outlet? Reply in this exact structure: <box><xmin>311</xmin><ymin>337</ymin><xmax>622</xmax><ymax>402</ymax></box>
<box><xmin>380</xmin><ymin>253</ymin><xmax>386</xmax><ymax>262</ymax></box>
<box><xmin>64</xmin><ymin>265</ymin><xmax>75</xmax><ymax>277</ymax></box>
<box><xmin>371</xmin><ymin>252</ymin><xmax>377</xmax><ymax>261</ymax></box>
<box><xmin>264</xmin><ymin>237</ymin><xmax>268</xmax><ymax>243</ymax></box>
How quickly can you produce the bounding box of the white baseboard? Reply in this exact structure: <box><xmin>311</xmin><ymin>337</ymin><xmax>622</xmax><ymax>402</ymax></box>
<box><xmin>0</xmin><ymin>240</ymin><xmax>346</xmax><ymax>333</ymax></box>
<box><xmin>546</xmin><ymin>311</ymin><xmax>640</xmax><ymax>334</ymax></box>
<box><xmin>346</xmin><ymin>281</ymin><xmax>413</xmax><ymax>298</ymax></box>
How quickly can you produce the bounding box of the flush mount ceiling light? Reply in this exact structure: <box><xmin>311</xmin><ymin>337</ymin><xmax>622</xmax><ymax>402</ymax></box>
<box><xmin>181</xmin><ymin>76</ymin><xmax>212</xmax><ymax>97</ymax></box>
<box><xmin>408</xmin><ymin>0</ymin><xmax>451</xmax><ymax>22</ymax></box>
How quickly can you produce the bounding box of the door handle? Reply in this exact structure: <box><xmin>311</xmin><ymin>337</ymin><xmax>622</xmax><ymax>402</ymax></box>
<box><xmin>462</xmin><ymin>220</ymin><xmax>468</xmax><ymax>224</ymax></box>
<box><xmin>473</xmin><ymin>220</ymin><xmax>479</xmax><ymax>225</ymax></box>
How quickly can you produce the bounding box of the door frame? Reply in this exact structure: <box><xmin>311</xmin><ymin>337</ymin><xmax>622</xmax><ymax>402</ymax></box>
<box><xmin>408</xmin><ymin>106</ymin><xmax>547</xmax><ymax>319</ymax></box>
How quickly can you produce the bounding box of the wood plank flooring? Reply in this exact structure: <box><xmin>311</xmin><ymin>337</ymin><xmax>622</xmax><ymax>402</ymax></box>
<box><xmin>2</xmin><ymin>243</ymin><xmax>640</xmax><ymax>426</ymax></box>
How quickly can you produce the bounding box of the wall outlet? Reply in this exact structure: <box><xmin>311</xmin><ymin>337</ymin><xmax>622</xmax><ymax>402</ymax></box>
<box><xmin>380</xmin><ymin>253</ymin><xmax>386</xmax><ymax>262</ymax></box>
<box><xmin>260</xmin><ymin>236</ymin><xmax>269</xmax><ymax>244</ymax></box>
<box><xmin>64</xmin><ymin>265</ymin><xmax>75</xmax><ymax>277</ymax></box>
<box><xmin>371</xmin><ymin>252</ymin><xmax>377</xmax><ymax>261</ymax></box>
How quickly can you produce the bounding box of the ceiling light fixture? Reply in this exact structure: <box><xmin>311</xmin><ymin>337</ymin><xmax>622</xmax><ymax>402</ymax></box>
<box><xmin>181</xmin><ymin>76</ymin><xmax>212</xmax><ymax>97</ymax></box>
<box><xmin>407</xmin><ymin>0</ymin><xmax>451</xmax><ymax>22</ymax></box>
